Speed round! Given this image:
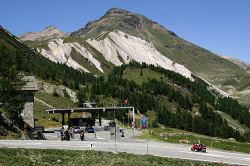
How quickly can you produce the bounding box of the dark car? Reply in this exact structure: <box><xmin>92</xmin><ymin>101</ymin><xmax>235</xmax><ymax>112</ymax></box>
<box><xmin>73</xmin><ymin>126</ymin><xmax>81</xmax><ymax>133</ymax></box>
<box><xmin>191</xmin><ymin>144</ymin><xmax>207</xmax><ymax>152</ymax></box>
<box><xmin>85</xmin><ymin>126</ymin><xmax>95</xmax><ymax>133</ymax></box>
<box><xmin>109</xmin><ymin>121</ymin><xmax>116</xmax><ymax>127</ymax></box>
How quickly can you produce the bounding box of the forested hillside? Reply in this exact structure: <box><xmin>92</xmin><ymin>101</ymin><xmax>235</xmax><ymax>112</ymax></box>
<box><xmin>0</xmin><ymin>26</ymin><xmax>97</xmax><ymax>89</ymax></box>
<box><xmin>90</xmin><ymin>62</ymin><xmax>250</xmax><ymax>142</ymax></box>
<box><xmin>1</xmin><ymin>25</ymin><xmax>250</xmax><ymax>142</ymax></box>
<box><xmin>0</xmin><ymin>26</ymin><xmax>96</xmax><ymax>134</ymax></box>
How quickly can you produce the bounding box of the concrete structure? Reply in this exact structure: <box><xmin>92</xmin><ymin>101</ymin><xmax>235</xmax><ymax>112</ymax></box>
<box><xmin>82</xmin><ymin>101</ymin><xmax>97</xmax><ymax>108</ymax></box>
<box><xmin>46</xmin><ymin>106</ymin><xmax>135</xmax><ymax>127</ymax></box>
<box><xmin>21</xmin><ymin>76</ymin><xmax>38</xmax><ymax>128</ymax></box>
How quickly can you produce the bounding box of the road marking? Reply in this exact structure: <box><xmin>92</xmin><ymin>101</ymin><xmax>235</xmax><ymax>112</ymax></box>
<box><xmin>179</xmin><ymin>151</ymin><xmax>250</xmax><ymax>162</ymax></box>
<box><xmin>153</xmin><ymin>154</ymin><xmax>249</xmax><ymax>166</ymax></box>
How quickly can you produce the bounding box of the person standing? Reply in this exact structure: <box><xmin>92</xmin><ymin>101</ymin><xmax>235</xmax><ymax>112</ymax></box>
<box><xmin>80</xmin><ymin>130</ymin><xmax>85</xmax><ymax>141</ymax></box>
<box><xmin>60</xmin><ymin>127</ymin><xmax>64</xmax><ymax>141</ymax></box>
<box><xmin>69</xmin><ymin>127</ymin><xmax>74</xmax><ymax>139</ymax></box>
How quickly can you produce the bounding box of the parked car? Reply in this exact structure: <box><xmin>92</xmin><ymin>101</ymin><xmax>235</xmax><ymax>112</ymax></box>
<box><xmin>109</xmin><ymin>121</ymin><xmax>116</xmax><ymax>127</ymax></box>
<box><xmin>85</xmin><ymin>126</ymin><xmax>95</xmax><ymax>133</ymax></box>
<box><xmin>73</xmin><ymin>126</ymin><xmax>80</xmax><ymax>133</ymax></box>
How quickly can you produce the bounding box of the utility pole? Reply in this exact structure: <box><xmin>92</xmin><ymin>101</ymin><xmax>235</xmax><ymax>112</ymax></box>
<box><xmin>114</xmin><ymin>110</ymin><xmax>117</xmax><ymax>152</ymax></box>
<box><xmin>132</xmin><ymin>107</ymin><xmax>135</xmax><ymax>136</ymax></box>
<box><xmin>115</xmin><ymin>125</ymin><xmax>117</xmax><ymax>151</ymax></box>
<box><xmin>146</xmin><ymin>139</ymin><xmax>149</xmax><ymax>155</ymax></box>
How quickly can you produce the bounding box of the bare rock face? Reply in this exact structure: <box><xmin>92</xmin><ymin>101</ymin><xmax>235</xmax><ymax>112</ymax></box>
<box><xmin>86</xmin><ymin>31</ymin><xmax>193</xmax><ymax>79</ymax></box>
<box><xmin>37</xmin><ymin>80</ymin><xmax>78</xmax><ymax>103</ymax></box>
<box><xmin>20</xmin><ymin>26</ymin><xmax>69</xmax><ymax>41</ymax></box>
<box><xmin>0</xmin><ymin>113</ymin><xmax>22</xmax><ymax>135</ymax></box>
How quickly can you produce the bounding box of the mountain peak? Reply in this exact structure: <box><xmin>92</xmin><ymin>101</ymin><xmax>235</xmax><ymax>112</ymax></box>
<box><xmin>104</xmin><ymin>8</ymin><xmax>132</xmax><ymax>16</ymax></box>
<box><xmin>105</xmin><ymin>8</ymin><xmax>131</xmax><ymax>15</ymax></box>
<box><xmin>44</xmin><ymin>26</ymin><xmax>58</xmax><ymax>31</ymax></box>
<box><xmin>20</xmin><ymin>26</ymin><xmax>69</xmax><ymax>41</ymax></box>
<box><xmin>71</xmin><ymin>8</ymin><xmax>177</xmax><ymax>38</ymax></box>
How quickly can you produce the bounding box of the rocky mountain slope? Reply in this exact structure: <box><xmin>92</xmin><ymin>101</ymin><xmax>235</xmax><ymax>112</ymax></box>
<box><xmin>86</xmin><ymin>31</ymin><xmax>192</xmax><ymax>78</ymax></box>
<box><xmin>22</xmin><ymin>28</ymin><xmax>193</xmax><ymax>79</ymax></box>
<box><xmin>20</xmin><ymin>8</ymin><xmax>250</xmax><ymax>106</ymax></box>
<box><xmin>247</xmin><ymin>67</ymin><xmax>250</xmax><ymax>74</ymax></box>
<box><xmin>223</xmin><ymin>56</ymin><xmax>249</xmax><ymax>70</ymax></box>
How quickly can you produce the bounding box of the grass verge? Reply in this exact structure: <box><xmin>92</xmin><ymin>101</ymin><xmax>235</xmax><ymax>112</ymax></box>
<box><xmin>0</xmin><ymin>148</ymin><xmax>227</xmax><ymax>166</ymax></box>
<box><xmin>138</xmin><ymin>128</ymin><xmax>250</xmax><ymax>154</ymax></box>
<box><xmin>34</xmin><ymin>92</ymin><xmax>75</xmax><ymax>128</ymax></box>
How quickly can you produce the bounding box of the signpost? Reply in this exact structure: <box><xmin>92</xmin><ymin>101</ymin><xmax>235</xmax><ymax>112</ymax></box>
<box><xmin>147</xmin><ymin>139</ymin><xmax>149</xmax><ymax>155</ymax></box>
<box><xmin>132</xmin><ymin>121</ymin><xmax>135</xmax><ymax>136</ymax></box>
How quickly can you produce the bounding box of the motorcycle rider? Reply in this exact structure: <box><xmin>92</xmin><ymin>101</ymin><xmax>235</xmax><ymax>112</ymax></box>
<box><xmin>65</xmin><ymin>127</ymin><xmax>70</xmax><ymax>141</ymax></box>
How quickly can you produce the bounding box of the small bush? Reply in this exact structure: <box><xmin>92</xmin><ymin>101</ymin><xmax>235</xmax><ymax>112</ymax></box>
<box><xmin>152</xmin><ymin>119</ymin><xmax>159</xmax><ymax>128</ymax></box>
<box><xmin>63</xmin><ymin>90</ymin><xmax>70</xmax><ymax>98</ymax></box>
<box><xmin>53</xmin><ymin>90</ymin><xmax>59</xmax><ymax>97</ymax></box>
<box><xmin>51</xmin><ymin>117</ymin><xmax>59</xmax><ymax>122</ymax></box>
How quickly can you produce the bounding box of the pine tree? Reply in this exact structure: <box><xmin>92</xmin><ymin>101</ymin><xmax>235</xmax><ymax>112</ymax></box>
<box><xmin>77</xmin><ymin>88</ymin><xmax>87</xmax><ymax>106</ymax></box>
<box><xmin>0</xmin><ymin>43</ymin><xmax>25</xmax><ymax>120</ymax></box>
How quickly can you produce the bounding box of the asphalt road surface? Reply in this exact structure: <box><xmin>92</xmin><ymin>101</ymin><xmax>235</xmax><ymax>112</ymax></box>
<box><xmin>1</xmin><ymin>137</ymin><xmax>250</xmax><ymax>165</ymax></box>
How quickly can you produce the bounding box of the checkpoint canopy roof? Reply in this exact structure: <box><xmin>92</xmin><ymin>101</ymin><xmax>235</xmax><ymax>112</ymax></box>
<box><xmin>46</xmin><ymin>106</ymin><xmax>136</xmax><ymax>126</ymax></box>
<box><xmin>46</xmin><ymin>106</ymin><xmax>135</xmax><ymax>114</ymax></box>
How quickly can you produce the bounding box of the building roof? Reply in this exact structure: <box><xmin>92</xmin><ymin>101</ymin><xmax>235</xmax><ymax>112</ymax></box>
<box><xmin>21</xmin><ymin>76</ymin><xmax>38</xmax><ymax>91</ymax></box>
<box><xmin>46</xmin><ymin>106</ymin><xmax>134</xmax><ymax>114</ymax></box>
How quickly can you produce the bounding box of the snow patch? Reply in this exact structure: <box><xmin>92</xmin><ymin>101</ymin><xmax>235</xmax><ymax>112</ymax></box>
<box><xmin>87</xmin><ymin>31</ymin><xmax>193</xmax><ymax>79</ymax></box>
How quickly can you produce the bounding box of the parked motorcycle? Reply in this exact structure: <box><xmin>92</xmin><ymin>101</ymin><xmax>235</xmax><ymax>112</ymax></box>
<box><xmin>61</xmin><ymin>129</ymin><xmax>70</xmax><ymax>141</ymax></box>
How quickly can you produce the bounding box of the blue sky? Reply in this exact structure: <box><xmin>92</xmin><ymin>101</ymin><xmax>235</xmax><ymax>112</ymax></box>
<box><xmin>1</xmin><ymin>0</ymin><xmax>250</xmax><ymax>63</ymax></box>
